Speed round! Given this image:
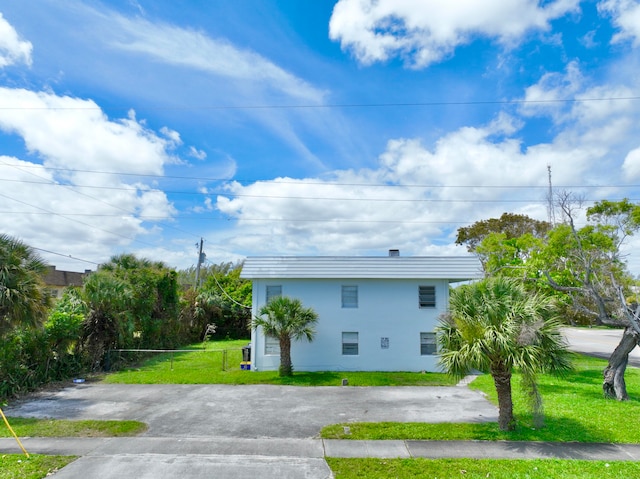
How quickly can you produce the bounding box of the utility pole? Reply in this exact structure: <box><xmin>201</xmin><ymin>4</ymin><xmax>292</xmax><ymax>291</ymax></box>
<box><xmin>194</xmin><ymin>238</ymin><xmax>205</xmax><ymax>289</ymax></box>
<box><xmin>547</xmin><ymin>165</ymin><xmax>555</xmax><ymax>226</ymax></box>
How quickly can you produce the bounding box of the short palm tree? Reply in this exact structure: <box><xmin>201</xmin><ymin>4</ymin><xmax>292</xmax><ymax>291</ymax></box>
<box><xmin>252</xmin><ymin>296</ymin><xmax>318</xmax><ymax>377</ymax></box>
<box><xmin>0</xmin><ymin>234</ymin><xmax>50</xmax><ymax>336</ymax></box>
<box><xmin>437</xmin><ymin>277</ymin><xmax>571</xmax><ymax>431</ymax></box>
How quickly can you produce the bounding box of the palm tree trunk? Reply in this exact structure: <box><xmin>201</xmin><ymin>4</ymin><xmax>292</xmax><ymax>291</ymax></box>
<box><xmin>279</xmin><ymin>335</ymin><xmax>293</xmax><ymax>376</ymax></box>
<box><xmin>491</xmin><ymin>365</ymin><xmax>515</xmax><ymax>431</ymax></box>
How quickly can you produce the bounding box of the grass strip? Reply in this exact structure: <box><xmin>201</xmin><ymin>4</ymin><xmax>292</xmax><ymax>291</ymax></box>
<box><xmin>326</xmin><ymin>458</ymin><xmax>640</xmax><ymax>479</ymax></box>
<box><xmin>321</xmin><ymin>354</ymin><xmax>640</xmax><ymax>443</ymax></box>
<box><xmin>0</xmin><ymin>454</ymin><xmax>76</xmax><ymax>479</ymax></box>
<box><xmin>0</xmin><ymin>418</ymin><xmax>147</xmax><ymax>437</ymax></box>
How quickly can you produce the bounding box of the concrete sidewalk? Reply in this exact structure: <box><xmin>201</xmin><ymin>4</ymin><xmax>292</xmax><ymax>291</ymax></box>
<box><xmin>4</xmin><ymin>436</ymin><xmax>640</xmax><ymax>460</ymax></box>
<box><xmin>2</xmin><ymin>436</ymin><xmax>640</xmax><ymax>479</ymax></box>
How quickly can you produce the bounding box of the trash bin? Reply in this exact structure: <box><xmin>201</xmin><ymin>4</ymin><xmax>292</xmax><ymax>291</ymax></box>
<box><xmin>242</xmin><ymin>344</ymin><xmax>251</xmax><ymax>362</ymax></box>
<box><xmin>240</xmin><ymin>343</ymin><xmax>252</xmax><ymax>370</ymax></box>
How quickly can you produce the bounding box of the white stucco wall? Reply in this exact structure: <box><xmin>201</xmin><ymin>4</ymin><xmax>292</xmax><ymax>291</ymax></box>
<box><xmin>250</xmin><ymin>278</ymin><xmax>449</xmax><ymax>372</ymax></box>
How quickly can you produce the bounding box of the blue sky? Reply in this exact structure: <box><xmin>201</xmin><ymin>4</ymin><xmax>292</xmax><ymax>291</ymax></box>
<box><xmin>1</xmin><ymin>0</ymin><xmax>640</xmax><ymax>272</ymax></box>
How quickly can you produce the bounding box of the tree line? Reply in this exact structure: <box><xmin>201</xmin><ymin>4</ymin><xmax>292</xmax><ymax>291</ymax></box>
<box><xmin>0</xmin><ymin>234</ymin><xmax>251</xmax><ymax>401</ymax></box>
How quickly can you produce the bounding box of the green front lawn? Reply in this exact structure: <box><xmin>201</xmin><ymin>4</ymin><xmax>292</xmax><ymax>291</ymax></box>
<box><xmin>103</xmin><ymin>340</ymin><xmax>457</xmax><ymax>386</ymax></box>
<box><xmin>322</xmin><ymin>354</ymin><xmax>640</xmax><ymax>443</ymax></box>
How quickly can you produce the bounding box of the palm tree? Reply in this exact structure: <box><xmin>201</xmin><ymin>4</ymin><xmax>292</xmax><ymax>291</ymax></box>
<box><xmin>0</xmin><ymin>234</ymin><xmax>51</xmax><ymax>336</ymax></box>
<box><xmin>252</xmin><ymin>296</ymin><xmax>318</xmax><ymax>377</ymax></box>
<box><xmin>437</xmin><ymin>277</ymin><xmax>571</xmax><ymax>431</ymax></box>
<box><xmin>80</xmin><ymin>272</ymin><xmax>131</xmax><ymax>369</ymax></box>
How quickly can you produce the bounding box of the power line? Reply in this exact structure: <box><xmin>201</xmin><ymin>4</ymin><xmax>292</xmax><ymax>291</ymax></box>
<box><xmin>5</xmin><ymin>165</ymin><xmax>640</xmax><ymax>190</ymax></box>
<box><xmin>1</xmin><ymin>179</ymin><xmax>638</xmax><ymax>204</ymax></box>
<box><xmin>1</xmin><ymin>96</ymin><xmax>639</xmax><ymax>111</ymax></box>
<box><xmin>0</xmin><ymin>176</ymin><xmax>640</xmax><ymax>195</ymax></box>
<box><xmin>0</xmin><ymin>160</ymin><xmax>201</xmax><ymax>240</ymax></box>
<box><xmin>0</xmin><ymin>210</ymin><xmax>596</xmax><ymax>227</ymax></box>
<box><xmin>32</xmin><ymin>246</ymin><xmax>100</xmax><ymax>266</ymax></box>
<box><xmin>0</xmin><ymin>191</ymin><xmax>161</xmax><ymax>249</ymax></box>
<box><xmin>0</xmin><ymin>213</ymin><xmax>504</xmax><ymax>224</ymax></box>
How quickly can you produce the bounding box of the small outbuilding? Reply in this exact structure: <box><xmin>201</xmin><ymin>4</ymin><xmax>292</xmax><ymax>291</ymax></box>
<box><xmin>241</xmin><ymin>251</ymin><xmax>482</xmax><ymax>372</ymax></box>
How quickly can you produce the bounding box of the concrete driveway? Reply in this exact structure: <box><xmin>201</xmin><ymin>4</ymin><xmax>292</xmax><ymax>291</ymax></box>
<box><xmin>5</xmin><ymin>382</ymin><xmax>497</xmax><ymax>439</ymax></box>
<box><xmin>3</xmin><ymin>381</ymin><xmax>497</xmax><ymax>479</ymax></box>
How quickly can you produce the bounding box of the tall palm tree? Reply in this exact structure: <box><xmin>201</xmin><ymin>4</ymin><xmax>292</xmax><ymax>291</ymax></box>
<box><xmin>252</xmin><ymin>296</ymin><xmax>318</xmax><ymax>377</ymax></box>
<box><xmin>0</xmin><ymin>234</ymin><xmax>50</xmax><ymax>336</ymax></box>
<box><xmin>437</xmin><ymin>277</ymin><xmax>571</xmax><ymax>431</ymax></box>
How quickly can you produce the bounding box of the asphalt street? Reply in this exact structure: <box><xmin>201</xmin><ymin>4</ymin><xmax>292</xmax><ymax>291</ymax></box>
<box><xmin>562</xmin><ymin>326</ymin><xmax>640</xmax><ymax>366</ymax></box>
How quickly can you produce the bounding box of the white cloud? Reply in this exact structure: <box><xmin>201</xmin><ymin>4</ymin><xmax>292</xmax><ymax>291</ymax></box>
<box><xmin>329</xmin><ymin>0</ymin><xmax>580</xmax><ymax>68</ymax></box>
<box><xmin>622</xmin><ymin>147</ymin><xmax>640</xmax><ymax>178</ymax></box>
<box><xmin>0</xmin><ymin>156</ymin><xmax>135</xmax><ymax>269</ymax></box>
<box><xmin>4</xmin><ymin>1</ymin><xmax>339</xmax><ymax>173</ymax></box>
<box><xmin>110</xmin><ymin>15</ymin><xmax>326</xmax><ymax>104</ymax></box>
<box><xmin>599</xmin><ymin>0</ymin><xmax>640</xmax><ymax>47</ymax></box>
<box><xmin>189</xmin><ymin>146</ymin><xmax>207</xmax><ymax>160</ymax></box>
<box><xmin>160</xmin><ymin>126</ymin><xmax>182</xmax><ymax>147</ymax></box>
<box><xmin>0</xmin><ymin>87</ymin><xmax>182</xmax><ymax>269</ymax></box>
<box><xmin>522</xmin><ymin>61</ymin><xmax>583</xmax><ymax>109</ymax></box>
<box><xmin>518</xmin><ymin>63</ymin><xmax>640</xmax><ymax>182</ymax></box>
<box><xmin>213</xmin><ymin>58</ymin><xmax>640</xmax><ymax>258</ymax></box>
<box><xmin>0</xmin><ymin>87</ymin><xmax>175</xmax><ymax>177</ymax></box>
<box><xmin>214</xmin><ymin>113</ymin><xmax>561</xmax><ymax>257</ymax></box>
<box><xmin>0</xmin><ymin>13</ymin><xmax>32</xmax><ymax>68</ymax></box>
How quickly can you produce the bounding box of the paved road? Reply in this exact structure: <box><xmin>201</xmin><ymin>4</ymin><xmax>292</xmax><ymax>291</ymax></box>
<box><xmin>562</xmin><ymin>327</ymin><xmax>640</xmax><ymax>366</ymax></box>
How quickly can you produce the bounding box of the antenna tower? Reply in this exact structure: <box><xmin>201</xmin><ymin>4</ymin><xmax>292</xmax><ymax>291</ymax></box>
<box><xmin>547</xmin><ymin>165</ymin><xmax>555</xmax><ymax>225</ymax></box>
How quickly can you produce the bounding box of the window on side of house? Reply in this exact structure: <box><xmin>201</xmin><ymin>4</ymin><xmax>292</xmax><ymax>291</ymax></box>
<box><xmin>420</xmin><ymin>332</ymin><xmax>437</xmax><ymax>355</ymax></box>
<box><xmin>418</xmin><ymin>285</ymin><xmax>436</xmax><ymax>308</ymax></box>
<box><xmin>341</xmin><ymin>285</ymin><xmax>358</xmax><ymax>308</ymax></box>
<box><xmin>342</xmin><ymin>332</ymin><xmax>359</xmax><ymax>355</ymax></box>
<box><xmin>266</xmin><ymin>285</ymin><xmax>282</xmax><ymax>303</ymax></box>
<box><xmin>265</xmin><ymin>335</ymin><xmax>280</xmax><ymax>355</ymax></box>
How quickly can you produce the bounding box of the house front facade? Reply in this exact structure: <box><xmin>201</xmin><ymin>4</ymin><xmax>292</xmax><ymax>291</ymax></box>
<box><xmin>241</xmin><ymin>253</ymin><xmax>482</xmax><ymax>372</ymax></box>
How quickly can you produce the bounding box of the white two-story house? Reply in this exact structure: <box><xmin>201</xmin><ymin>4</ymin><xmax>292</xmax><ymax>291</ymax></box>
<box><xmin>241</xmin><ymin>251</ymin><xmax>482</xmax><ymax>372</ymax></box>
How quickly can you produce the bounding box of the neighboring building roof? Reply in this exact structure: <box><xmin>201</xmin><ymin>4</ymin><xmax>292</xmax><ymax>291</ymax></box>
<box><xmin>43</xmin><ymin>266</ymin><xmax>91</xmax><ymax>287</ymax></box>
<box><xmin>241</xmin><ymin>256</ymin><xmax>483</xmax><ymax>281</ymax></box>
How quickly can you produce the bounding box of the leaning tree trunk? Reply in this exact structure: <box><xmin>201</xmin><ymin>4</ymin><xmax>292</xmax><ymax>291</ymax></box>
<box><xmin>603</xmin><ymin>326</ymin><xmax>640</xmax><ymax>400</ymax></box>
<box><xmin>491</xmin><ymin>365</ymin><xmax>515</xmax><ymax>431</ymax></box>
<box><xmin>279</xmin><ymin>335</ymin><xmax>293</xmax><ymax>377</ymax></box>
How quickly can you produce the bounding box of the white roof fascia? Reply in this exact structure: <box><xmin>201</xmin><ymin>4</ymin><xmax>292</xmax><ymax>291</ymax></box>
<box><xmin>240</xmin><ymin>256</ymin><xmax>483</xmax><ymax>281</ymax></box>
